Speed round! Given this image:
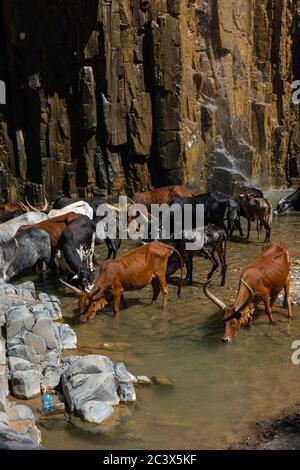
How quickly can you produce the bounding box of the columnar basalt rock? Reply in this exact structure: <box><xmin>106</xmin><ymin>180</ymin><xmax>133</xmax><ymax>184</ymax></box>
<box><xmin>0</xmin><ymin>1</ymin><xmax>299</xmax><ymax>199</ymax></box>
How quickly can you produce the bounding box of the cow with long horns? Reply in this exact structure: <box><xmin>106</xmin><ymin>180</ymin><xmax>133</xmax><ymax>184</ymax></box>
<box><xmin>203</xmin><ymin>242</ymin><xmax>292</xmax><ymax>342</ymax></box>
<box><xmin>61</xmin><ymin>241</ymin><xmax>184</xmax><ymax>323</ymax></box>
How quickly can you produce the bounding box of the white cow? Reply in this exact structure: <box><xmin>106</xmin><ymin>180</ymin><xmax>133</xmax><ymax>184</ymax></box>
<box><xmin>48</xmin><ymin>201</ymin><xmax>93</xmax><ymax>220</ymax></box>
<box><xmin>0</xmin><ymin>212</ymin><xmax>48</xmax><ymax>245</ymax></box>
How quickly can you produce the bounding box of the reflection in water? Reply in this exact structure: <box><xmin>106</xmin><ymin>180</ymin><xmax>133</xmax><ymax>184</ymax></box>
<box><xmin>14</xmin><ymin>205</ymin><xmax>300</xmax><ymax>450</ymax></box>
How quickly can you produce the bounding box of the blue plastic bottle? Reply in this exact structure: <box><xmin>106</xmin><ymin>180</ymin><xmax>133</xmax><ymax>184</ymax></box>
<box><xmin>42</xmin><ymin>394</ymin><xmax>55</xmax><ymax>414</ymax></box>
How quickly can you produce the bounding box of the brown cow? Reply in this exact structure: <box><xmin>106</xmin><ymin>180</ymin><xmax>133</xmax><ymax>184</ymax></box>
<box><xmin>239</xmin><ymin>194</ymin><xmax>273</xmax><ymax>243</ymax></box>
<box><xmin>60</xmin><ymin>241</ymin><xmax>184</xmax><ymax>323</ymax></box>
<box><xmin>203</xmin><ymin>242</ymin><xmax>292</xmax><ymax>342</ymax></box>
<box><xmin>17</xmin><ymin>212</ymin><xmax>80</xmax><ymax>250</ymax></box>
<box><xmin>132</xmin><ymin>185</ymin><xmax>193</xmax><ymax>210</ymax></box>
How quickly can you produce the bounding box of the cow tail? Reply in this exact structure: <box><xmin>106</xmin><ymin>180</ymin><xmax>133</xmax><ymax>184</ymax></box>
<box><xmin>161</xmin><ymin>243</ymin><xmax>184</xmax><ymax>298</ymax></box>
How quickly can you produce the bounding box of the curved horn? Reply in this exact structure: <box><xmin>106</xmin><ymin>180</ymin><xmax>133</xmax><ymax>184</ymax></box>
<box><xmin>60</xmin><ymin>279</ymin><xmax>83</xmax><ymax>297</ymax></box>
<box><xmin>3</xmin><ymin>239</ymin><xmax>19</xmax><ymax>276</ymax></box>
<box><xmin>25</xmin><ymin>197</ymin><xmax>40</xmax><ymax>213</ymax></box>
<box><xmin>89</xmin><ymin>286</ymin><xmax>101</xmax><ymax>299</ymax></box>
<box><xmin>203</xmin><ymin>280</ymin><xmax>227</xmax><ymax>310</ymax></box>
<box><xmin>103</xmin><ymin>203</ymin><xmax>121</xmax><ymax>213</ymax></box>
<box><xmin>235</xmin><ymin>278</ymin><xmax>255</xmax><ymax>313</ymax></box>
<box><xmin>18</xmin><ymin>201</ymin><xmax>29</xmax><ymax>212</ymax></box>
<box><xmin>41</xmin><ymin>196</ymin><xmax>48</xmax><ymax>212</ymax></box>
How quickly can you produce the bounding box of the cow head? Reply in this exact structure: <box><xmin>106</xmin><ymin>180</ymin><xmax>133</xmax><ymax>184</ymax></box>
<box><xmin>60</xmin><ymin>280</ymin><xmax>107</xmax><ymax>323</ymax></box>
<box><xmin>203</xmin><ymin>279</ymin><xmax>254</xmax><ymax>342</ymax></box>
<box><xmin>0</xmin><ymin>239</ymin><xmax>19</xmax><ymax>282</ymax></box>
<box><xmin>274</xmin><ymin>198</ymin><xmax>291</xmax><ymax>215</ymax></box>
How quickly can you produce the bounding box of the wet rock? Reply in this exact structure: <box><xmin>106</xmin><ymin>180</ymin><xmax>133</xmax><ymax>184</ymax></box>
<box><xmin>151</xmin><ymin>376</ymin><xmax>173</xmax><ymax>386</ymax></box>
<box><xmin>136</xmin><ymin>376</ymin><xmax>152</xmax><ymax>385</ymax></box>
<box><xmin>11</xmin><ymin>370</ymin><xmax>41</xmax><ymax>399</ymax></box>
<box><xmin>32</xmin><ymin>319</ymin><xmax>58</xmax><ymax>350</ymax></box>
<box><xmin>77</xmin><ymin>401</ymin><xmax>113</xmax><ymax>425</ymax></box>
<box><xmin>118</xmin><ymin>383</ymin><xmax>136</xmax><ymax>403</ymax></box>
<box><xmin>56</xmin><ymin>324</ymin><xmax>77</xmax><ymax>350</ymax></box>
<box><xmin>0</xmin><ymin>369</ymin><xmax>8</xmax><ymax>397</ymax></box>
<box><xmin>114</xmin><ymin>362</ymin><xmax>135</xmax><ymax>384</ymax></box>
<box><xmin>42</xmin><ymin>366</ymin><xmax>62</xmax><ymax>390</ymax></box>
<box><xmin>0</xmin><ymin>423</ymin><xmax>41</xmax><ymax>450</ymax></box>
<box><xmin>62</xmin><ymin>355</ymin><xmax>120</xmax><ymax>415</ymax></box>
<box><xmin>30</xmin><ymin>303</ymin><xmax>52</xmax><ymax>321</ymax></box>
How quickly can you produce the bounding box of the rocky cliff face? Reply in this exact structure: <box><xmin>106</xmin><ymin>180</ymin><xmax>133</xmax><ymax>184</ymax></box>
<box><xmin>0</xmin><ymin>0</ymin><xmax>299</xmax><ymax>202</ymax></box>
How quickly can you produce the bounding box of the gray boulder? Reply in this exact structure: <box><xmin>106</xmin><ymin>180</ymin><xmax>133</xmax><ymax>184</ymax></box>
<box><xmin>62</xmin><ymin>355</ymin><xmax>120</xmax><ymax>415</ymax></box>
<box><xmin>0</xmin><ymin>423</ymin><xmax>41</xmax><ymax>450</ymax></box>
<box><xmin>8</xmin><ymin>356</ymin><xmax>39</xmax><ymax>373</ymax></box>
<box><xmin>0</xmin><ymin>335</ymin><xmax>6</xmax><ymax>366</ymax></box>
<box><xmin>22</xmin><ymin>331</ymin><xmax>47</xmax><ymax>355</ymax></box>
<box><xmin>77</xmin><ymin>401</ymin><xmax>113</xmax><ymax>424</ymax></box>
<box><xmin>42</xmin><ymin>366</ymin><xmax>62</xmax><ymax>390</ymax></box>
<box><xmin>6</xmin><ymin>306</ymin><xmax>35</xmax><ymax>339</ymax></box>
<box><xmin>57</xmin><ymin>324</ymin><xmax>77</xmax><ymax>350</ymax></box>
<box><xmin>114</xmin><ymin>362</ymin><xmax>135</xmax><ymax>384</ymax></box>
<box><xmin>118</xmin><ymin>383</ymin><xmax>136</xmax><ymax>403</ymax></box>
<box><xmin>11</xmin><ymin>370</ymin><xmax>41</xmax><ymax>399</ymax></box>
<box><xmin>8</xmin><ymin>344</ymin><xmax>42</xmax><ymax>364</ymax></box>
<box><xmin>32</xmin><ymin>319</ymin><xmax>58</xmax><ymax>349</ymax></box>
<box><xmin>14</xmin><ymin>282</ymin><xmax>36</xmax><ymax>299</ymax></box>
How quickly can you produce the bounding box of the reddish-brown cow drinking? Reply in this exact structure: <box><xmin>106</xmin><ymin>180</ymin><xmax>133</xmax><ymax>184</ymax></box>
<box><xmin>61</xmin><ymin>241</ymin><xmax>183</xmax><ymax>323</ymax></box>
<box><xmin>203</xmin><ymin>242</ymin><xmax>292</xmax><ymax>342</ymax></box>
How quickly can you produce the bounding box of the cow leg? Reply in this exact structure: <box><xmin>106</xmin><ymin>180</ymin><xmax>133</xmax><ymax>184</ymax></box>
<box><xmin>256</xmin><ymin>220</ymin><xmax>260</xmax><ymax>240</ymax></box>
<box><xmin>186</xmin><ymin>256</ymin><xmax>193</xmax><ymax>285</ymax></box>
<box><xmin>247</xmin><ymin>219</ymin><xmax>251</xmax><ymax>239</ymax></box>
<box><xmin>121</xmin><ymin>295</ymin><xmax>127</xmax><ymax>309</ymax></box>
<box><xmin>105</xmin><ymin>239</ymin><xmax>113</xmax><ymax>260</ymax></box>
<box><xmin>113</xmin><ymin>292</ymin><xmax>122</xmax><ymax>315</ymax></box>
<box><xmin>238</xmin><ymin>218</ymin><xmax>244</xmax><ymax>238</ymax></box>
<box><xmin>284</xmin><ymin>277</ymin><xmax>292</xmax><ymax>319</ymax></box>
<box><xmin>207</xmin><ymin>254</ymin><xmax>219</xmax><ymax>281</ymax></box>
<box><xmin>151</xmin><ymin>278</ymin><xmax>160</xmax><ymax>304</ymax></box>
<box><xmin>263</xmin><ymin>296</ymin><xmax>275</xmax><ymax>324</ymax></box>
<box><xmin>218</xmin><ymin>249</ymin><xmax>227</xmax><ymax>286</ymax></box>
<box><xmin>158</xmin><ymin>276</ymin><xmax>169</xmax><ymax>308</ymax></box>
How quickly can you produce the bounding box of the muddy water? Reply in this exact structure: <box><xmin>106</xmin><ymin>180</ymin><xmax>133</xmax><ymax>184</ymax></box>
<box><xmin>18</xmin><ymin>194</ymin><xmax>300</xmax><ymax>450</ymax></box>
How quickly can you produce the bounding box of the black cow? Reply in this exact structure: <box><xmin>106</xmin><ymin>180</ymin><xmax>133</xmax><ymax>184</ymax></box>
<box><xmin>56</xmin><ymin>215</ymin><xmax>96</xmax><ymax>289</ymax></box>
<box><xmin>53</xmin><ymin>196</ymin><xmax>120</xmax><ymax>259</ymax></box>
<box><xmin>0</xmin><ymin>229</ymin><xmax>51</xmax><ymax>282</ymax></box>
<box><xmin>274</xmin><ymin>187</ymin><xmax>300</xmax><ymax>214</ymax></box>
<box><xmin>167</xmin><ymin>224</ymin><xmax>227</xmax><ymax>286</ymax></box>
<box><xmin>166</xmin><ymin>191</ymin><xmax>240</xmax><ymax>238</ymax></box>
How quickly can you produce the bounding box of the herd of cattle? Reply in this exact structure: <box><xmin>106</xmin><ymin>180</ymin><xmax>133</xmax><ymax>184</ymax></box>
<box><xmin>0</xmin><ymin>184</ymin><xmax>299</xmax><ymax>342</ymax></box>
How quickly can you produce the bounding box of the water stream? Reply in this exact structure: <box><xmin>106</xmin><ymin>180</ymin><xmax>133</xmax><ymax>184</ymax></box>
<box><xmin>13</xmin><ymin>191</ymin><xmax>300</xmax><ymax>450</ymax></box>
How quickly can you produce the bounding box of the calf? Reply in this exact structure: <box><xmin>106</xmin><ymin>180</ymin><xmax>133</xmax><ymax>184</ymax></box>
<box><xmin>61</xmin><ymin>241</ymin><xmax>183</xmax><ymax>323</ymax></box>
<box><xmin>167</xmin><ymin>224</ymin><xmax>227</xmax><ymax>285</ymax></box>
<box><xmin>0</xmin><ymin>229</ymin><xmax>51</xmax><ymax>282</ymax></box>
<box><xmin>240</xmin><ymin>194</ymin><xmax>273</xmax><ymax>243</ymax></box>
<box><xmin>203</xmin><ymin>242</ymin><xmax>292</xmax><ymax>342</ymax></box>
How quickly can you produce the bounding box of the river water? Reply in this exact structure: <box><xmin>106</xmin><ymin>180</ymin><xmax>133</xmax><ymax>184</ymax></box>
<box><xmin>15</xmin><ymin>191</ymin><xmax>300</xmax><ymax>450</ymax></box>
